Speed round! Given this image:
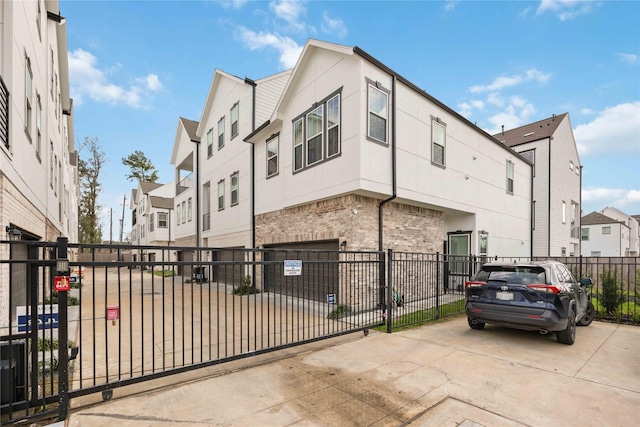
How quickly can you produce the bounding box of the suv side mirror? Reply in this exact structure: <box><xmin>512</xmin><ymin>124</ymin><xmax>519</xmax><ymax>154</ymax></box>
<box><xmin>580</xmin><ymin>277</ymin><xmax>592</xmax><ymax>287</ymax></box>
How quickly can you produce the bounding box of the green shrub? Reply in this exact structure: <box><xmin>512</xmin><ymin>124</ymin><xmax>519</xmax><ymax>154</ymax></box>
<box><xmin>233</xmin><ymin>275</ymin><xmax>260</xmax><ymax>295</ymax></box>
<box><xmin>328</xmin><ymin>304</ymin><xmax>351</xmax><ymax>319</ymax></box>
<box><xmin>600</xmin><ymin>267</ymin><xmax>624</xmax><ymax>316</ymax></box>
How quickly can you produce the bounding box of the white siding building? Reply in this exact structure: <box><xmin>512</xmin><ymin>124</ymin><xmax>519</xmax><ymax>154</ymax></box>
<box><xmin>129</xmin><ymin>181</ymin><xmax>175</xmax><ymax>263</ymax></box>
<box><xmin>1</xmin><ymin>0</ymin><xmax>78</xmax><ymax>322</ymax></box>
<box><xmin>494</xmin><ymin>113</ymin><xmax>582</xmax><ymax>257</ymax></box>
<box><xmin>581</xmin><ymin>211</ymin><xmax>630</xmax><ymax>257</ymax></box>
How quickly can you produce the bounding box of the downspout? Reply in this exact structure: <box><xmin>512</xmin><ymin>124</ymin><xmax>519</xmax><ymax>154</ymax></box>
<box><xmin>191</xmin><ymin>138</ymin><xmax>201</xmax><ymax>250</ymax></box>
<box><xmin>579</xmin><ymin>165</ymin><xmax>583</xmax><ymax>257</ymax></box>
<box><xmin>530</xmin><ymin>163</ymin><xmax>534</xmax><ymax>258</ymax></box>
<box><xmin>548</xmin><ymin>136</ymin><xmax>552</xmax><ymax>256</ymax></box>
<box><xmin>244</xmin><ymin>77</ymin><xmax>257</xmax><ymax>250</ymax></box>
<box><xmin>378</xmin><ymin>75</ymin><xmax>397</xmax><ymax>251</ymax></box>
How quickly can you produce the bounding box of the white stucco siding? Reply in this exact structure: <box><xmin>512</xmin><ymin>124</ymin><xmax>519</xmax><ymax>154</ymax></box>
<box><xmin>549</xmin><ymin>116</ymin><xmax>581</xmax><ymax>256</ymax></box>
<box><xmin>581</xmin><ymin>223</ymin><xmax>625</xmax><ymax>256</ymax></box>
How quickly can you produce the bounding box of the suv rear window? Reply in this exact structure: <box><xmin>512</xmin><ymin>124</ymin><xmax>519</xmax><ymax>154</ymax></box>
<box><xmin>474</xmin><ymin>266</ymin><xmax>546</xmax><ymax>285</ymax></box>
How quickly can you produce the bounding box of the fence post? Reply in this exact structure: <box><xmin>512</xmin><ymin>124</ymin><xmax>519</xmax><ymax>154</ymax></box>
<box><xmin>386</xmin><ymin>249</ymin><xmax>393</xmax><ymax>334</ymax></box>
<box><xmin>56</xmin><ymin>237</ymin><xmax>70</xmax><ymax>421</ymax></box>
<box><xmin>436</xmin><ymin>252</ymin><xmax>440</xmax><ymax>319</ymax></box>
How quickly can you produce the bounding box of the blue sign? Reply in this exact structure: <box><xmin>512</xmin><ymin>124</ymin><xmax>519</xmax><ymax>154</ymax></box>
<box><xmin>327</xmin><ymin>294</ymin><xmax>336</xmax><ymax>304</ymax></box>
<box><xmin>16</xmin><ymin>305</ymin><xmax>59</xmax><ymax>331</ymax></box>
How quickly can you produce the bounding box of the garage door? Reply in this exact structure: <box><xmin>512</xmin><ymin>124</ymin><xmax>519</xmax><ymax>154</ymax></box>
<box><xmin>263</xmin><ymin>241</ymin><xmax>339</xmax><ymax>303</ymax></box>
<box><xmin>211</xmin><ymin>247</ymin><xmax>245</xmax><ymax>284</ymax></box>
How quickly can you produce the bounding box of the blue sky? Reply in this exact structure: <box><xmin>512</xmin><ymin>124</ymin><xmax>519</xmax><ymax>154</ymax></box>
<box><xmin>60</xmin><ymin>0</ymin><xmax>640</xmax><ymax>238</ymax></box>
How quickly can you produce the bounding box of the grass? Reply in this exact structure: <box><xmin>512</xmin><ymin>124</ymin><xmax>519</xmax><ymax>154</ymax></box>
<box><xmin>374</xmin><ymin>300</ymin><xmax>466</xmax><ymax>332</ymax></box>
<box><xmin>151</xmin><ymin>269</ymin><xmax>175</xmax><ymax>277</ymax></box>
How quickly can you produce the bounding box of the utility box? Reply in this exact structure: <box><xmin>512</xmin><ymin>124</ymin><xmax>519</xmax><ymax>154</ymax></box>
<box><xmin>0</xmin><ymin>340</ymin><xmax>27</xmax><ymax>405</ymax></box>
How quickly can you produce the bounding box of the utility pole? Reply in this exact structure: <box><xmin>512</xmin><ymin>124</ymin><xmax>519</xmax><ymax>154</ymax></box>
<box><xmin>119</xmin><ymin>194</ymin><xmax>127</xmax><ymax>243</ymax></box>
<box><xmin>109</xmin><ymin>208</ymin><xmax>113</xmax><ymax>248</ymax></box>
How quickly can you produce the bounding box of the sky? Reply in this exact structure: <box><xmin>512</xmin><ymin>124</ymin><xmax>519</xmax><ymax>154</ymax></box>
<box><xmin>59</xmin><ymin>0</ymin><xmax>640</xmax><ymax>239</ymax></box>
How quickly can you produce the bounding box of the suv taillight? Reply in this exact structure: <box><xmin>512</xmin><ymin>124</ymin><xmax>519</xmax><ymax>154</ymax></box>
<box><xmin>465</xmin><ymin>281</ymin><xmax>485</xmax><ymax>289</ymax></box>
<box><xmin>526</xmin><ymin>284</ymin><xmax>560</xmax><ymax>294</ymax></box>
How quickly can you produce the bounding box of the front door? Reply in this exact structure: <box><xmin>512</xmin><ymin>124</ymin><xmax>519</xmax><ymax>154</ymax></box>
<box><xmin>448</xmin><ymin>233</ymin><xmax>470</xmax><ymax>293</ymax></box>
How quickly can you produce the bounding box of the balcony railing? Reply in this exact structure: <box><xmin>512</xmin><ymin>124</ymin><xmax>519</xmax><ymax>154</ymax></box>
<box><xmin>203</xmin><ymin>212</ymin><xmax>210</xmax><ymax>231</ymax></box>
<box><xmin>176</xmin><ymin>173</ymin><xmax>193</xmax><ymax>196</ymax></box>
<box><xmin>0</xmin><ymin>74</ymin><xmax>9</xmax><ymax>149</ymax></box>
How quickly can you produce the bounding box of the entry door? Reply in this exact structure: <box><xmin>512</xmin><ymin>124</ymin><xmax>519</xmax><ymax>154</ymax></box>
<box><xmin>448</xmin><ymin>233</ymin><xmax>470</xmax><ymax>293</ymax></box>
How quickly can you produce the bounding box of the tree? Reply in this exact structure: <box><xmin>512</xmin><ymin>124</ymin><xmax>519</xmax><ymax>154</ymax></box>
<box><xmin>78</xmin><ymin>137</ymin><xmax>106</xmax><ymax>244</ymax></box>
<box><xmin>122</xmin><ymin>150</ymin><xmax>159</xmax><ymax>182</ymax></box>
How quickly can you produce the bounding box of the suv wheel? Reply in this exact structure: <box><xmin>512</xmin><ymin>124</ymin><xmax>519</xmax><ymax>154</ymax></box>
<box><xmin>557</xmin><ymin>307</ymin><xmax>576</xmax><ymax>345</ymax></box>
<box><xmin>468</xmin><ymin>317</ymin><xmax>485</xmax><ymax>330</ymax></box>
<box><xmin>578</xmin><ymin>301</ymin><xmax>595</xmax><ymax>326</ymax></box>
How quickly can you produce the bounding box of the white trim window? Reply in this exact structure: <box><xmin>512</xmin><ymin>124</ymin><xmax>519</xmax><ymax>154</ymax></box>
<box><xmin>562</xmin><ymin>201</ymin><xmax>566</xmax><ymax>224</ymax></box>
<box><xmin>368</xmin><ymin>84</ymin><xmax>387</xmax><ymax>143</ymax></box>
<box><xmin>158</xmin><ymin>212</ymin><xmax>168</xmax><ymax>228</ymax></box>
<box><xmin>267</xmin><ymin>136</ymin><xmax>278</xmax><ymax>178</ymax></box>
<box><xmin>187</xmin><ymin>198</ymin><xmax>192</xmax><ymax>221</ymax></box>
<box><xmin>218</xmin><ymin>180</ymin><xmax>225</xmax><ymax>210</ymax></box>
<box><xmin>25</xmin><ymin>54</ymin><xmax>33</xmax><ymax>138</ymax></box>
<box><xmin>207</xmin><ymin>128</ymin><xmax>213</xmax><ymax>158</ymax></box>
<box><xmin>327</xmin><ymin>94</ymin><xmax>340</xmax><ymax>157</ymax></box>
<box><xmin>150</xmin><ymin>213</ymin><xmax>155</xmax><ymax>232</ymax></box>
<box><xmin>432</xmin><ymin>119</ymin><xmax>446</xmax><ymax>167</ymax></box>
<box><xmin>581</xmin><ymin>228</ymin><xmax>589</xmax><ymax>241</ymax></box>
<box><xmin>293</xmin><ymin>118</ymin><xmax>303</xmax><ymax>172</ymax></box>
<box><xmin>177</xmin><ymin>203</ymin><xmax>181</xmax><ymax>225</ymax></box>
<box><xmin>182</xmin><ymin>201</ymin><xmax>186</xmax><ymax>224</ymax></box>
<box><xmin>218</xmin><ymin>117</ymin><xmax>225</xmax><ymax>149</ymax></box>
<box><xmin>230</xmin><ymin>102</ymin><xmax>239</xmax><ymax>139</ymax></box>
<box><xmin>506</xmin><ymin>160</ymin><xmax>514</xmax><ymax>194</ymax></box>
<box><xmin>306</xmin><ymin>105</ymin><xmax>324</xmax><ymax>166</ymax></box>
<box><xmin>602</xmin><ymin>226</ymin><xmax>611</xmax><ymax>235</ymax></box>
<box><xmin>230</xmin><ymin>172</ymin><xmax>239</xmax><ymax>206</ymax></box>
<box><xmin>36</xmin><ymin>93</ymin><xmax>42</xmax><ymax>160</ymax></box>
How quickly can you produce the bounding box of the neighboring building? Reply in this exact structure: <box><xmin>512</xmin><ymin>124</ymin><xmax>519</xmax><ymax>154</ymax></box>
<box><xmin>1</xmin><ymin>1</ymin><xmax>78</xmax><ymax>321</ymax></box>
<box><xmin>244</xmin><ymin>39</ymin><xmax>533</xmax><ymax>299</ymax></box>
<box><xmin>581</xmin><ymin>208</ymin><xmax>639</xmax><ymax>257</ymax></box>
<box><xmin>494</xmin><ymin>113</ymin><xmax>581</xmax><ymax>257</ymax></box>
<box><xmin>129</xmin><ymin>181</ymin><xmax>175</xmax><ymax>264</ymax></box>
<box><xmin>580</xmin><ymin>211</ymin><xmax>630</xmax><ymax>257</ymax></box>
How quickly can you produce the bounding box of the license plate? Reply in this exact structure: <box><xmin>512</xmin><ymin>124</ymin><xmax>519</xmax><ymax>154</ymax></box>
<box><xmin>496</xmin><ymin>291</ymin><xmax>514</xmax><ymax>301</ymax></box>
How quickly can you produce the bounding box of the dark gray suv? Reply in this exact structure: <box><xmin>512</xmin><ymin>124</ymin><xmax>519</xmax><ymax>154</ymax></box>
<box><xmin>465</xmin><ymin>261</ymin><xmax>595</xmax><ymax>344</ymax></box>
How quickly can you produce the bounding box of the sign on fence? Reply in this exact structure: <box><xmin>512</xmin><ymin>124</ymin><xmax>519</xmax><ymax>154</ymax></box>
<box><xmin>284</xmin><ymin>260</ymin><xmax>302</xmax><ymax>276</ymax></box>
<box><xmin>16</xmin><ymin>305</ymin><xmax>59</xmax><ymax>331</ymax></box>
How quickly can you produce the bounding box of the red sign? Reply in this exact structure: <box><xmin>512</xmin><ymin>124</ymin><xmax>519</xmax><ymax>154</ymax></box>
<box><xmin>54</xmin><ymin>276</ymin><xmax>71</xmax><ymax>292</ymax></box>
<box><xmin>106</xmin><ymin>306</ymin><xmax>120</xmax><ymax>321</ymax></box>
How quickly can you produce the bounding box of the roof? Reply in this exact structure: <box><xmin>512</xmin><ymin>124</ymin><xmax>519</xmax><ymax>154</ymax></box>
<box><xmin>179</xmin><ymin>117</ymin><xmax>199</xmax><ymax>141</ymax></box>
<box><xmin>149</xmin><ymin>196</ymin><xmax>174</xmax><ymax>210</ymax></box>
<box><xmin>581</xmin><ymin>211</ymin><xmax>619</xmax><ymax>226</ymax></box>
<box><xmin>493</xmin><ymin>113</ymin><xmax>568</xmax><ymax>147</ymax></box>
<box><xmin>139</xmin><ymin>181</ymin><xmax>163</xmax><ymax>194</ymax></box>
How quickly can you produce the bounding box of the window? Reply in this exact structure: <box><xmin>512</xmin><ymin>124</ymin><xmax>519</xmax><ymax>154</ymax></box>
<box><xmin>36</xmin><ymin>93</ymin><xmax>42</xmax><ymax>160</ymax></box>
<box><xmin>432</xmin><ymin>119</ymin><xmax>446</xmax><ymax>167</ymax></box>
<box><xmin>158</xmin><ymin>212</ymin><xmax>168</xmax><ymax>228</ymax></box>
<box><xmin>181</xmin><ymin>202</ymin><xmax>186</xmax><ymax>224</ymax></box>
<box><xmin>207</xmin><ymin>128</ymin><xmax>213</xmax><ymax>158</ymax></box>
<box><xmin>306</xmin><ymin>105</ymin><xmax>323</xmax><ymax>166</ymax></box>
<box><xmin>506</xmin><ymin>160</ymin><xmax>514</xmax><ymax>194</ymax></box>
<box><xmin>561</xmin><ymin>247</ymin><xmax>566</xmax><ymax>256</ymax></box>
<box><xmin>203</xmin><ymin>181</ymin><xmax>211</xmax><ymax>231</ymax></box>
<box><xmin>562</xmin><ymin>201</ymin><xmax>566</xmax><ymax>224</ymax></box>
<box><xmin>368</xmin><ymin>83</ymin><xmax>388</xmax><ymax>143</ymax></box>
<box><xmin>591</xmin><ymin>251</ymin><xmax>601</xmax><ymax>257</ymax></box>
<box><xmin>532</xmin><ymin>201</ymin><xmax>536</xmax><ymax>230</ymax></box>
<box><xmin>267</xmin><ymin>136</ymin><xmax>278</xmax><ymax>177</ymax></box>
<box><xmin>218</xmin><ymin>117</ymin><xmax>225</xmax><ymax>149</ymax></box>
<box><xmin>581</xmin><ymin>228</ymin><xmax>589</xmax><ymax>241</ymax></box>
<box><xmin>25</xmin><ymin>54</ymin><xmax>33</xmax><ymax>138</ymax></box>
<box><xmin>293</xmin><ymin>119</ymin><xmax>303</xmax><ymax>172</ymax></box>
<box><xmin>575</xmin><ymin>167</ymin><xmax>579</xmax><ymax>176</ymax></box>
<box><xmin>218</xmin><ymin>180</ymin><xmax>225</xmax><ymax>210</ymax></box>
<box><xmin>230</xmin><ymin>102</ymin><xmax>239</xmax><ymax>138</ymax></box>
<box><xmin>230</xmin><ymin>172</ymin><xmax>239</xmax><ymax>206</ymax></box>
<box><xmin>36</xmin><ymin>1</ymin><xmax>42</xmax><ymax>39</ymax></box>
<box><xmin>50</xmin><ymin>48</ymin><xmax>54</xmax><ymax>99</ymax></box>
<box><xmin>177</xmin><ymin>203</ymin><xmax>181</xmax><ymax>225</ymax></box>
<box><xmin>50</xmin><ymin>142</ymin><xmax>54</xmax><ymax>187</ymax></box>
<box><xmin>292</xmin><ymin>90</ymin><xmax>342</xmax><ymax>172</ymax></box>
<box><xmin>602</xmin><ymin>226</ymin><xmax>611</xmax><ymax>235</ymax></box>
<box><xmin>569</xmin><ymin>161</ymin><xmax>574</xmax><ymax>171</ymax></box>
<box><xmin>150</xmin><ymin>213</ymin><xmax>155</xmax><ymax>232</ymax></box>
<box><xmin>187</xmin><ymin>198</ymin><xmax>192</xmax><ymax>221</ymax></box>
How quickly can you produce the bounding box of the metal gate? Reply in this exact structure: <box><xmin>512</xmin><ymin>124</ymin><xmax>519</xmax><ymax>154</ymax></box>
<box><xmin>1</xmin><ymin>238</ymin><xmax>385</xmax><ymax>424</ymax></box>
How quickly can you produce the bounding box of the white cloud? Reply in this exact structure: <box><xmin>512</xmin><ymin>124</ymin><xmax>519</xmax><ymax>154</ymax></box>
<box><xmin>220</xmin><ymin>0</ymin><xmax>249</xmax><ymax>10</ymax></box>
<box><xmin>470</xmin><ymin>68</ymin><xmax>551</xmax><ymax>94</ymax></box>
<box><xmin>536</xmin><ymin>0</ymin><xmax>597</xmax><ymax>21</ymax></box>
<box><xmin>574</xmin><ymin>102</ymin><xmax>640</xmax><ymax>156</ymax></box>
<box><xmin>68</xmin><ymin>48</ymin><xmax>162</xmax><ymax>108</ymax></box>
<box><xmin>580</xmin><ymin>108</ymin><xmax>595</xmax><ymax>115</ymax></box>
<box><xmin>617</xmin><ymin>53</ymin><xmax>639</xmax><ymax>64</ymax></box>
<box><xmin>269</xmin><ymin>0</ymin><xmax>308</xmax><ymax>33</ymax></box>
<box><xmin>486</xmin><ymin>100</ymin><xmax>537</xmax><ymax>135</ymax></box>
<box><xmin>236</xmin><ymin>27</ymin><xmax>302</xmax><ymax>69</ymax></box>
<box><xmin>321</xmin><ymin>11</ymin><xmax>348</xmax><ymax>38</ymax></box>
<box><xmin>444</xmin><ymin>0</ymin><xmax>459</xmax><ymax>12</ymax></box>
<box><xmin>582</xmin><ymin>188</ymin><xmax>640</xmax><ymax>212</ymax></box>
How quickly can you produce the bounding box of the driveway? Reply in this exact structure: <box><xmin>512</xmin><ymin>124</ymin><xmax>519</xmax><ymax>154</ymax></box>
<box><xmin>67</xmin><ymin>317</ymin><xmax>640</xmax><ymax>426</ymax></box>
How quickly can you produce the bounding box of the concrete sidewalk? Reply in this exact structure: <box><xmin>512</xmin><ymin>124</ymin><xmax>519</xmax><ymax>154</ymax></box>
<box><xmin>64</xmin><ymin>318</ymin><xmax>640</xmax><ymax>426</ymax></box>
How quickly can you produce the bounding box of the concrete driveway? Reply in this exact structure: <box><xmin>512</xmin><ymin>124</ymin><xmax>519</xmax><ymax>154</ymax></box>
<box><xmin>66</xmin><ymin>317</ymin><xmax>640</xmax><ymax>426</ymax></box>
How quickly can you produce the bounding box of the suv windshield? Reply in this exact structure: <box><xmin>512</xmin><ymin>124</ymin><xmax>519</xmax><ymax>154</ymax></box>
<box><xmin>475</xmin><ymin>266</ymin><xmax>546</xmax><ymax>285</ymax></box>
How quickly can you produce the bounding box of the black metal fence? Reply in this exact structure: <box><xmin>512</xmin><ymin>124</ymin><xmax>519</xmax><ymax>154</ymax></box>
<box><xmin>2</xmin><ymin>239</ymin><xmax>637</xmax><ymax>425</ymax></box>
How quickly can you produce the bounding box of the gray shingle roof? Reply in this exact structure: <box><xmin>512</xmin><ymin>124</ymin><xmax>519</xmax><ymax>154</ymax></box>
<box><xmin>149</xmin><ymin>196</ymin><xmax>174</xmax><ymax>210</ymax></box>
<box><xmin>139</xmin><ymin>181</ymin><xmax>163</xmax><ymax>194</ymax></box>
<box><xmin>493</xmin><ymin>113</ymin><xmax>568</xmax><ymax>147</ymax></box>
<box><xmin>179</xmin><ymin>117</ymin><xmax>199</xmax><ymax>141</ymax></box>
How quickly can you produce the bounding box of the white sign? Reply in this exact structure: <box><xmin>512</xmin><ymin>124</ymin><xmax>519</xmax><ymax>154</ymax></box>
<box><xmin>327</xmin><ymin>294</ymin><xmax>336</xmax><ymax>304</ymax></box>
<box><xmin>284</xmin><ymin>260</ymin><xmax>302</xmax><ymax>276</ymax></box>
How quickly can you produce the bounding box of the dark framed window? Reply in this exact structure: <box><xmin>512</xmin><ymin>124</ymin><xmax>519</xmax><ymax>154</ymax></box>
<box><xmin>218</xmin><ymin>117</ymin><xmax>225</xmax><ymax>149</ymax></box>
<box><xmin>431</xmin><ymin>119</ymin><xmax>446</xmax><ymax>167</ymax></box>
<box><xmin>218</xmin><ymin>180</ymin><xmax>225</xmax><ymax>210</ymax></box>
<box><xmin>506</xmin><ymin>160</ymin><xmax>514</xmax><ymax>194</ymax></box>
<box><xmin>230</xmin><ymin>102</ymin><xmax>239</xmax><ymax>138</ymax></box>
<box><xmin>207</xmin><ymin>128</ymin><xmax>213</xmax><ymax>158</ymax></box>
<box><xmin>230</xmin><ymin>172</ymin><xmax>239</xmax><ymax>206</ymax></box>
<box><xmin>368</xmin><ymin>83</ymin><xmax>388</xmax><ymax>143</ymax></box>
<box><xmin>267</xmin><ymin>136</ymin><xmax>279</xmax><ymax>178</ymax></box>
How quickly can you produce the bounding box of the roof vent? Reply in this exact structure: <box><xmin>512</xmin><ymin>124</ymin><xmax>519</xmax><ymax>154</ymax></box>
<box><xmin>523</xmin><ymin>132</ymin><xmax>534</xmax><ymax>137</ymax></box>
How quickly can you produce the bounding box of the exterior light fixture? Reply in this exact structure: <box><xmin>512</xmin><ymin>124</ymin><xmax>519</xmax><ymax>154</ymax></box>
<box><xmin>5</xmin><ymin>226</ymin><xmax>22</xmax><ymax>241</ymax></box>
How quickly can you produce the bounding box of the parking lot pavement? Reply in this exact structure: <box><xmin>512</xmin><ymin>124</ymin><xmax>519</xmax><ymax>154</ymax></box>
<box><xmin>66</xmin><ymin>318</ymin><xmax>640</xmax><ymax>426</ymax></box>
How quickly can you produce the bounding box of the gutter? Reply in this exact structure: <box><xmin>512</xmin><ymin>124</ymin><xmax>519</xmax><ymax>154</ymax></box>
<box><xmin>548</xmin><ymin>136</ymin><xmax>552</xmax><ymax>256</ymax></box>
<box><xmin>191</xmin><ymin>137</ymin><xmax>201</xmax><ymax>250</ymax></box>
<box><xmin>377</xmin><ymin>75</ymin><xmax>397</xmax><ymax>251</ymax></box>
